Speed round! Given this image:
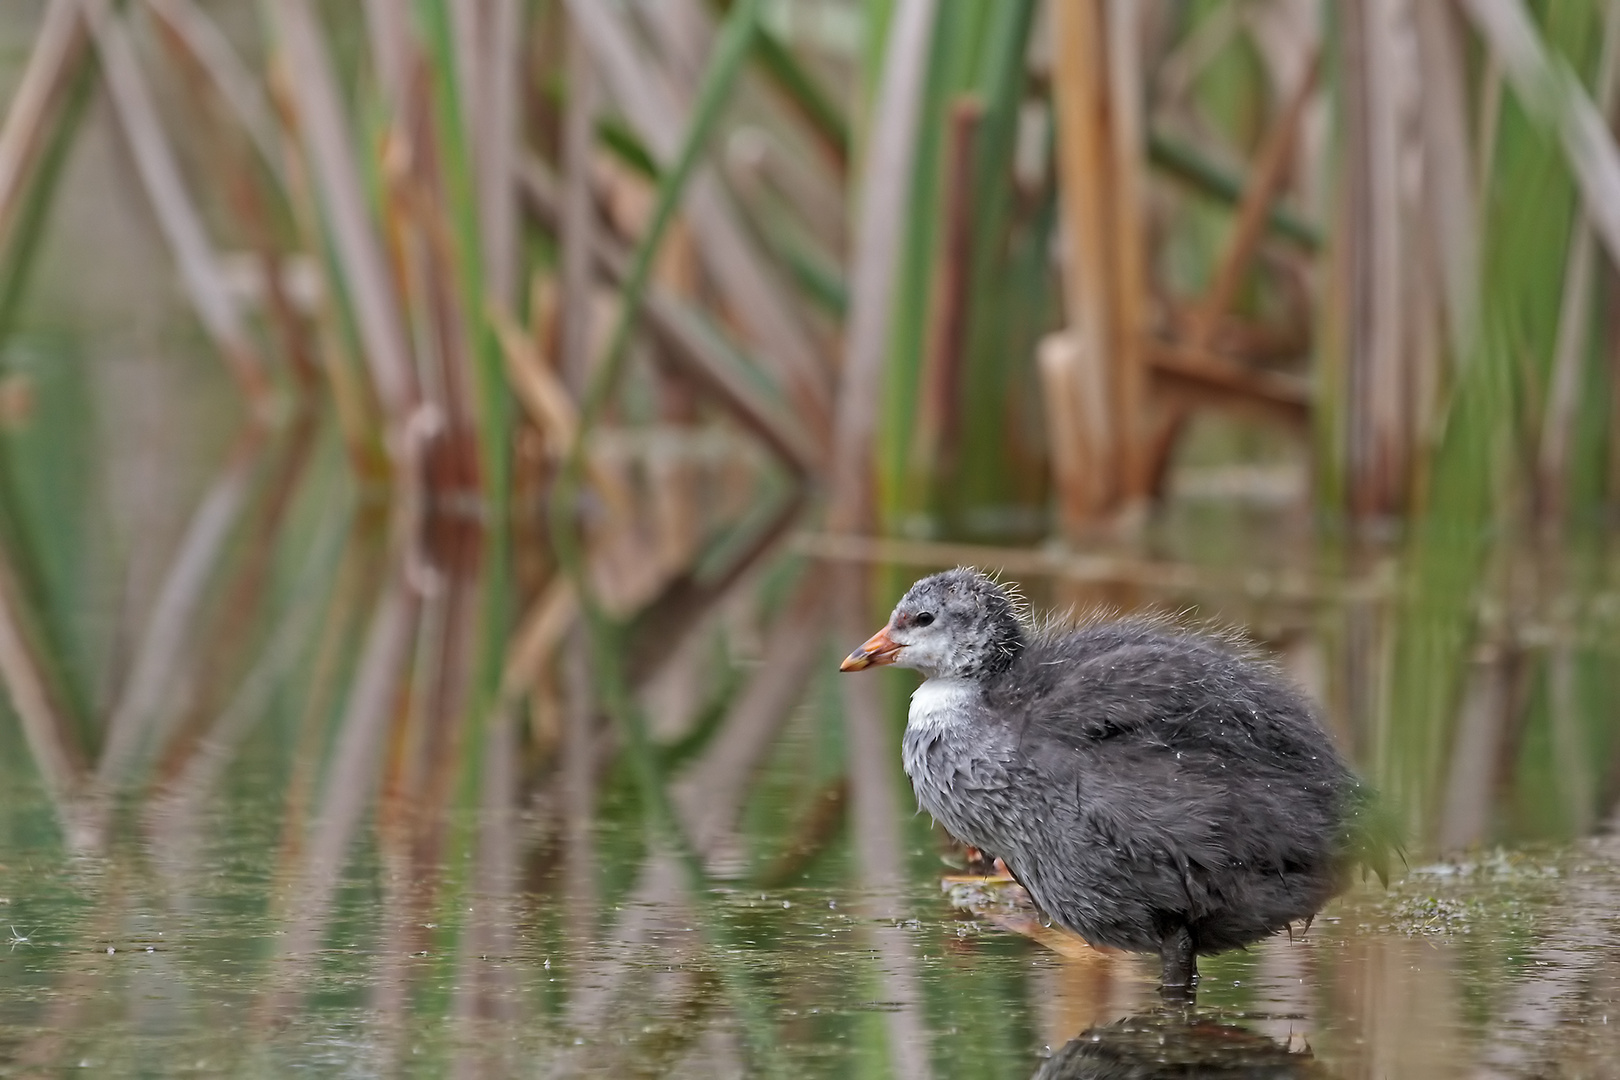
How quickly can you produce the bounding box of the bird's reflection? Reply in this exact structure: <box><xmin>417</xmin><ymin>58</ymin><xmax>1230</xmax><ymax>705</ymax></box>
<box><xmin>1033</xmin><ymin>1010</ymin><xmax>1331</xmax><ymax>1080</ymax></box>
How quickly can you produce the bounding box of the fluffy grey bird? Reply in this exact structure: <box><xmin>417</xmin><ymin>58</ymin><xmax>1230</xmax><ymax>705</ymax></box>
<box><xmin>840</xmin><ymin>567</ymin><xmax>1382</xmax><ymax>991</ymax></box>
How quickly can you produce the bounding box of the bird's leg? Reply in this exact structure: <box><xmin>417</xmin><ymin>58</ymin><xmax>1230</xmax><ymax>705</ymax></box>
<box><xmin>1159</xmin><ymin>925</ymin><xmax>1198</xmax><ymax>994</ymax></box>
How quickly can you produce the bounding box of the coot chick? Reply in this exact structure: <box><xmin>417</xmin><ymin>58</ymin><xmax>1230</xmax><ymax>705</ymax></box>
<box><xmin>840</xmin><ymin>568</ymin><xmax>1376</xmax><ymax>991</ymax></box>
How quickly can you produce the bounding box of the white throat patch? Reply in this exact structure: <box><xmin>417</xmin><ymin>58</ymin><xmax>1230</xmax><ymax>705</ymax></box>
<box><xmin>908</xmin><ymin>677</ymin><xmax>979</xmax><ymax>734</ymax></box>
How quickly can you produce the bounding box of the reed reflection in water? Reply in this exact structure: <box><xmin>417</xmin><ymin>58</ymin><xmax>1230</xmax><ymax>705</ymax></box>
<box><xmin>0</xmin><ymin>423</ymin><xmax>1615</xmax><ymax>1078</ymax></box>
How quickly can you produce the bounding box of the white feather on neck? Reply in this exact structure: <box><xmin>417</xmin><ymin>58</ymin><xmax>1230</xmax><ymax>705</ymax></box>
<box><xmin>908</xmin><ymin>677</ymin><xmax>979</xmax><ymax>734</ymax></box>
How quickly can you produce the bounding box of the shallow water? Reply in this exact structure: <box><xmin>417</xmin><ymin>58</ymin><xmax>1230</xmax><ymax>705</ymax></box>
<box><xmin>0</xmin><ymin>350</ymin><xmax>1616</xmax><ymax>1076</ymax></box>
<box><xmin>5</xmin><ymin>773</ymin><xmax>1620</xmax><ymax>1079</ymax></box>
<box><xmin>2</xmin><ymin>506</ymin><xmax>1620</xmax><ymax>1080</ymax></box>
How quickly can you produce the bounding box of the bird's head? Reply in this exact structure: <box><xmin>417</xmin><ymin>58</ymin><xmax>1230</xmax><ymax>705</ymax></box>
<box><xmin>840</xmin><ymin>568</ymin><xmax>1026</xmax><ymax>680</ymax></box>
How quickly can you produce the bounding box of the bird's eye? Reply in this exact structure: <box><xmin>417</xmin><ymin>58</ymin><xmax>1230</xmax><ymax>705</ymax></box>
<box><xmin>915</xmin><ymin>612</ymin><xmax>935</xmax><ymax>627</ymax></box>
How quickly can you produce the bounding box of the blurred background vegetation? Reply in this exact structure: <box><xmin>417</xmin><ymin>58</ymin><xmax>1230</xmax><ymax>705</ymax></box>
<box><xmin>3</xmin><ymin>1</ymin><xmax>1620</xmax><ymax>1073</ymax></box>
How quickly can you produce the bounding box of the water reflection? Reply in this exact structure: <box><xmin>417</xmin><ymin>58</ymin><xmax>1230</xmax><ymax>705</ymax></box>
<box><xmin>1033</xmin><ymin>1011</ymin><xmax>1322</xmax><ymax>1080</ymax></box>
<box><xmin>2</xmin><ymin>425</ymin><xmax>1620</xmax><ymax>1076</ymax></box>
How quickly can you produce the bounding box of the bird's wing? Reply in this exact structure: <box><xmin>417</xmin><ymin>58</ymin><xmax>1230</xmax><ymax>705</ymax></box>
<box><xmin>998</xmin><ymin>638</ymin><xmax>1243</xmax><ymax>747</ymax></box>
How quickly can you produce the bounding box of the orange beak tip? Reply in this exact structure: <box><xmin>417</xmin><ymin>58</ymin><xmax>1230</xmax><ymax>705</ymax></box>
<box><xmin>840</xmin><ymin>626</ymin><xmax>901</xmax><ymax>672</ymax></box>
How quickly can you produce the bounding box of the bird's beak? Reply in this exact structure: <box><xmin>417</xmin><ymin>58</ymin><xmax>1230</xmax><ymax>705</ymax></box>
<box><xmin>840</xmin><ymin>625</ymin><xmax>902</xmax><ymax>671</ymax></box>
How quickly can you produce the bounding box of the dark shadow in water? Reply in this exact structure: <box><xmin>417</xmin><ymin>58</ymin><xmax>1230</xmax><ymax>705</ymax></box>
<box><xmin>1033</xmin><ymin>1011</ymin><xmax>1331</xmax><ymax>1080</ymax></box>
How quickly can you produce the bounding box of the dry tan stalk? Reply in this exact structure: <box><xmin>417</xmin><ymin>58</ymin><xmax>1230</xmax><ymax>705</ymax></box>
<box><xmin>264</xmin><ymin>66</ymin><xmax>388</xmax><ymax>473</ymax></box>
<box><xmin>380</xmin><ymin>64</ymin><xmax>483</xmax><ymax>491</ymax></box>
<box><xmin>1050</xmin><ymin>0</ymin><xmax>1117</xmax><ymax>522</ymax></box>
<box><xmin>144</xmin><ymin>0</ymin><xmax>281</xmax><ymax>179</ymax></box>
<box><xmin>826</xmin><ymin>0</ymin><xmax>940</xmax><ymax>534</ymax></box>
<box><xmin>488</xmin><ymin>300</ymin><xmax>578</xmax><ymax>455</ymax></box>
<box><xmin>638</xmin><ymin>0</ymin><xmax>711</xmax><ymax>89</ymax></box>
<box><xmin>519</xmin><ymin>155</ymin><xmax>822</xmax><ymax>474</ymax></box>
<box><xmin>909</xmin><ymin>98</ymin><xmax>981</xmax><ymax>479</ymax></box>
<box><xmin>362</xmin><ymin>0</ymin><xmax>410</xmax><ymax>105</ymax></box>
<box><xmin>1037</xmin><ymin>331</ymin><xmax>1095</xmax><ymax>536</ymax></box>
<box><xmin>476</xmin><ymin>0</ymin><xmax>521</xmax><ymax>306</ymax></box>
<box><xmin>359</xmin><ymin>0</ymin><xmax>478</xmax><ymax>492</ymax></box>
<box><xmin>725</xmin><ymin>126</ymin><xmax>847</xmax><ymax>259</ymax></box>
<box><xmin>559</xmin><ymin>12</ymin><xmax>600</xmax><ymax>396</ymax></box>
<box><xmin>498</xmin><ymin>577</ymin><xmax>577</xmax><ymax>703</ymax></box>
<box><xmin>564</xmin><ymin>0</ymin><xmax>832</xmax><ymax>432</ymax></box>
<box><xmin>1154</xmin><ymin>2</ymin><xmax>1240</xmax><ymax>106</ymax></box>
<box><xmin>272</xmin><ymin>0</ymin><xmax>419</xmax><ymax>429</ymax></box>
<box><xmin>1413</xmin><ymin>0</ymin><xmax>1480</xmax><ymax>359</ymax></box>
<box><xmin>1145</xmin><ymin>47</ymin><xmax>1323</xmax><ymax>498</ymax></box>
<box><xmin>88</xmin><ymin>2</ymin><xmax>270</xmax><ymax>402</ymax></box>
<box><xmin>1105</xmin><ymin>0</ymin><xmax>1148</xmax><ymax>507</ymax></box>
<box><xmin>1150</xmin><ymin>342</ymin><xmax>1312</xmax><ymax>428</ymax></box>
<box><xmin>0</xmin><ymin>0</ymin><xmax>86</xmax><ymax>254</ymax></box>
<box><xmin>1340</xmin><ymin>0</ymin><xmax>1418</xmax><ymax>519</ymax></box>
<box><xmin>1187</xmin><ymin>51</ymin><xmax>1322</xmax><ymax>350</ymax></box>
